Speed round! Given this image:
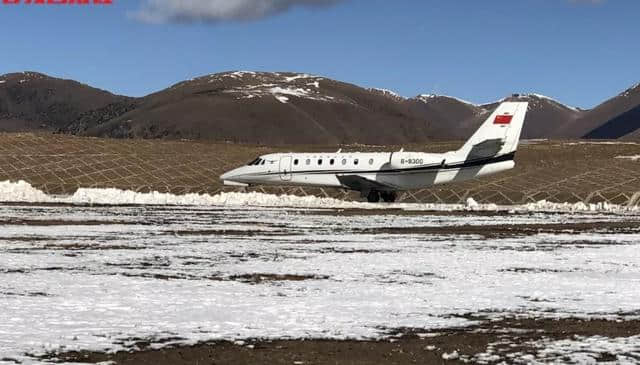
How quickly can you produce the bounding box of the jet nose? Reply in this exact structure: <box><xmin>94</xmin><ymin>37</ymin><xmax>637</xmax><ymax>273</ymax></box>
<box><xmin>220</xmin><ymin>168</ymin><xmax>250</xmax><ymax>187</ymax></box>
<box><xmin>219</xmin><ymin>170</ymin><xmax>234</xmax><ymax>181</ymax></box>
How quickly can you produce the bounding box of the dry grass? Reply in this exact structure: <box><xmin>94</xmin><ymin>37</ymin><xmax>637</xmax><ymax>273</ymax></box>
<box><xmin>1</xmin><ymin>133</ymin><xmax>639</xmax><ymax>206</ymax></box>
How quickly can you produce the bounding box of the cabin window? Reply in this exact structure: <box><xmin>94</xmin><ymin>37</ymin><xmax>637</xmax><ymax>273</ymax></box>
<box><xmin>342</xmin><ymin>159</ymin><xmax>347</xmax><ymax>165</ymax></box>
<box><xmin>330</xmin><ymin>159</ymin><xmax>335</xmax><ymax>165</ymax></box>
<box><xmin>354</xmin><ymin>159</ymin><xmax>359</xmax><ymax>165</ymax></box>
<box><xmin>369</xmin><ymin>158</ymin><xmax>374</xmax><ymax>165</ymax></box>
<box><xmin>318</xmin><ymin>159</ymin><xmax>323</xmax><ymax>165</ymax></box>
<box><xmin>294</xmin><ymin>159</ymin><xmax>299</xmax><ymax>165</ymax></box>
<box><xmin>306</xmin><ymin>159</ymin><xmax>310</xmax><ymax>165</ymax></box>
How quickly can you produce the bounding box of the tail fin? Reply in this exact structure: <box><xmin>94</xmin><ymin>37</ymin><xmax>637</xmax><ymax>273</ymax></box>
<box><xmin>457</xmin><ymin>101</ymin><xmax>528</xmax><ymax>160</ymax></box>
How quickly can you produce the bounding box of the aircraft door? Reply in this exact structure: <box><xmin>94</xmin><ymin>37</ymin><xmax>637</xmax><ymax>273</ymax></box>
<box><xmin>279</xmin><ymin>156</ymin><xmax>292</xmax><ymax>181</ymax></box>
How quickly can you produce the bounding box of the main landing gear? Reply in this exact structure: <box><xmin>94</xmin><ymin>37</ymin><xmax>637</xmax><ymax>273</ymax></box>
<box><xmin>366</xmin><ymin>191</ymin><xmax>397</xmax><ymax>203</ymax></box>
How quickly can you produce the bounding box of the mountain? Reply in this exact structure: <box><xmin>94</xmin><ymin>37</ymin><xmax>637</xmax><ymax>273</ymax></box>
<box><xmin>65</xmin><ymin>72</ymin><xmax>442</xmax><ymax>144</ymax></box>
<box><xmin>406</xmin><ymin>94</ymin><xmax>486</xmax><ymax>140</ymax></box>
<box><xmin>580</xmin><ymin>83</ymin><xmax>640</xmax><ymax>139</ymax></box>
<box><xmin>448</xmin><ymin>94</ymin><xmax>584</xmax><ymax>140</ymax></box>
<box><xmin>3</xmin><ymin>70</ymin><xmax>639</xmax><ymax>143</ymax></box>
<box><xmin>0</xmin><ymin>72</ymin><xmax>129</xmax><ymax>132</ymax></box>
<box><xmin>62</xmin><ymin>73</ymin><xmax>489</xmax><ymax>144</ymax></box>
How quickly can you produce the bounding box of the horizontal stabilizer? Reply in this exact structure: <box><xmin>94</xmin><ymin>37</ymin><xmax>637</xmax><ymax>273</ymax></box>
<box><xmin>467</xmin><ymin>138</ymin><xmax>505</xmax><ymax>160</ymax></box>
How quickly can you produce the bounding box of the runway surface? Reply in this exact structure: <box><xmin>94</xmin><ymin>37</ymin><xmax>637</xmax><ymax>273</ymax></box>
<box><xmin>1</xmin><ymin>203</ymin><xmax>640</xmax><ymax>364</ymax></box>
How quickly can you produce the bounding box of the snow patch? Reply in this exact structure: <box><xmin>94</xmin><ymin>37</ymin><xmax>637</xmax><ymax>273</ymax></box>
<box><xmin>274</xmin><ymin>95</ymin><xmax>289</xmax><ymax>103</ymax></box>
<box><xmin>530</xmin><ymin>335</ymin><xmax>640</xmax><ymax>364</ymax></box>
<box><xmin>268</xmin><ymin>87</ymin><xmax>313</xmax><ymax>104</ymax></box>
<box><xmin>442</xmin><ymin>350</ymin><xmax>459</xmax><ymax>360</ymax></box>
<box><xmin>0</xmin><ymin>80</ymin><xmax>5</xmax><ymax>84</ymax></box>
<box><xmin>621</xmin><ymin>82</ymin><xmax>640</xmax><ymax>97</ymax></box>
<box><xmin>226</xmin><ymin>71</ymin><xmax>257</xmax><ymax>79</ymax></box>
<box><xmin>470</xmin><ymin>335</ymin><xmax>640</xmax><ymax>364</ymax></box>
<box><xmin>224</xmin><ymin>82</ymin><xmax>334</xmax><ymax>103</ymax></box>
<box><xmin>416</xmin><ymin>94</ymin><xmax>479</xmax><ymax>107</ymax></box>
<box><xmin>465</xmin><ymin>197</ymin><xmax>479</xmax><ymax>209</ymax></box>
<box><xmin>371</xmin><ymin>88</ymin><xmax>403</xmax><ymax>100</ymax></box>
<box><xmin>269</xmin><ymin>86</ymin><xmax>310</xmax><ymax>98</ymax></box>
<box><xmin>282</xmin><ymin>74</ymin><xmax>315</xmax><ymax>82</ymax></box>
<box><xmin>0</xmin><ymin>180</ymin><xmax>55</xmax><ymax>203</ymax></box>
<box><xmin>481</xmin><ymin>94</ymin><xmax>579</xmax><ymax>112</ymax></box>
<box><xmin>529</xmin><ymin>93</ymin><xmax>579</xmax><ymax>112</ymax></box>
<box><xmin>524</xmin><ymin>200</ymin><xmax>623</xmax><ymax>213</ymax></box>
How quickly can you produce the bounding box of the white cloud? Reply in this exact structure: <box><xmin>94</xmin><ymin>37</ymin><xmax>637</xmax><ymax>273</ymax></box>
<box><xmin>132</xmin><ymin>0</ymin><xmax>346</xmax><ymax>24</ymax></box>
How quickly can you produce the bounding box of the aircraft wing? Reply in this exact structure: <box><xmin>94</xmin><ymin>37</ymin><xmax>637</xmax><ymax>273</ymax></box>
<box><xmin>336</xmin><ymin>174</ymin><xmax>397</xmax><ymax>192</ymax></box>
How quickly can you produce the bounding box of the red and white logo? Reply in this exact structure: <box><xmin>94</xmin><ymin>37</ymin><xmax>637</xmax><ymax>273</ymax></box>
<box><xmin>493</xmin><ymin>114</ymin><xmax>513</xmax><ymax>125</ymax></box>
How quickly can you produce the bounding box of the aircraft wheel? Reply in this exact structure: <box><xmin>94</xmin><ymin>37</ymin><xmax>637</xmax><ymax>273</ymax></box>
<box><xmin>367</xmin><ymin>191</ymin><xmax>380</xmax><ymax>203</ymax></box>
<box><xmin>381</xmin><ymin>191</ymin><xmax>397</xmax><ymax>203</ymax></box>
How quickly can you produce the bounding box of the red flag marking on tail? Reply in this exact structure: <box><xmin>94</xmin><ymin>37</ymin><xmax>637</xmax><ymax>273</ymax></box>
<box><xmin>494</xmin><ymin>114</ymin><xmax>513</xmax><ymax>124</ymax></box>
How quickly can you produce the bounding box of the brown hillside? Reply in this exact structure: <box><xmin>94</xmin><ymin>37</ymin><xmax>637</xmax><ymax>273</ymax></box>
<box><xmin>0</xmin><ymin>72</ymin><xmax>128</xmax><ymax>132</ymax></box>
<box><xmin>564</xmin><ymin>83</ymin><xmax>640</xmax><ymax>138</ymax></box>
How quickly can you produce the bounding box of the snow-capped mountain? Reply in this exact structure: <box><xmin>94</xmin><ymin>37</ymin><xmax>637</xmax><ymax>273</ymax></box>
<box><xmin>66</xmin><ymin>71</ymin><xmax>435</xmax><ymax>144</ymax></box>
<box><xmin>2</xmin><ymin>71</ymin><xmax>639</xmax><ymax>143</ymax></box>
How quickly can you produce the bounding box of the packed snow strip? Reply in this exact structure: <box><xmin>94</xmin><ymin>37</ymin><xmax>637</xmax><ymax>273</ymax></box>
<box><xmin>564</xmin><ymin>141</ymin><xmax>640</xmax><ymax>146</ymax></box>
<box><xmin>616</xmin><ymin>155</ymin><xmax>640</xmax><ymax>161</ymax></box>
<box><xmin>0</xmin><ymin>180</ymin><xmax>638</xmax><ymax>213</ymax></box>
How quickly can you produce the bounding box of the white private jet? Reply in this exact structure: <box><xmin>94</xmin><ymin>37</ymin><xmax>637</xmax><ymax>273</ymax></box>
<box><xmin>220</xmin><ymin>101</ymin><xmax>528</xmax><ymax>203</ymax></box>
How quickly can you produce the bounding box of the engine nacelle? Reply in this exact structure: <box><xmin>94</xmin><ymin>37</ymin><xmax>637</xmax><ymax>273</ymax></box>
<box><xmin>389</xmin><ymin>152</ymin><xmax>447</xmax><ymax>170</ymax></box>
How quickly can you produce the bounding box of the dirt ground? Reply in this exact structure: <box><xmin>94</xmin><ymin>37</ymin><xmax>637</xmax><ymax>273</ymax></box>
<box><xmin>1</xmin><ymin>133</ymin><xmax>639</xmax><ymax>205</ymax></box>
<box><xmin>48</xmin><ymin>317</ymin><xmax>640</xmax><ymax>365</ymax></box>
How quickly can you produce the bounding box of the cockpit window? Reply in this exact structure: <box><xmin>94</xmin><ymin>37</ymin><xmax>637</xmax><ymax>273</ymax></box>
<box><xmin>247</xmin><ymin>158</ymin><xmax>260</xmax><ymax>166</ymax></box>
<box><xmin>247</xmin><ymin>157</ymin><xmax>266</xmax><ymax>166</ymax></box>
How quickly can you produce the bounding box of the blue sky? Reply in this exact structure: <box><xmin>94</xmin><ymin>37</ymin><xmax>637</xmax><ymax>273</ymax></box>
<box><xmin>0</xmin><ymin>0</ymin><xmax>638</xmax><ymax>108</ymax></box>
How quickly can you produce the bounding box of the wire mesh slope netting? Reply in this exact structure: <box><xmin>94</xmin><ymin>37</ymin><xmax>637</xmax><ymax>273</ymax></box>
<box><xmin>1</xmin><ymin>134</ymin><xmax>639</xmax><ymax>206</ymax></box>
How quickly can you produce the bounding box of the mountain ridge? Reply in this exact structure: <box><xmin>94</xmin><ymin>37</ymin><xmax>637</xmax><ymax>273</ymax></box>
<box><xmin>1</xmin><ymin>71</ymin><xmax>638</xmax><ymax>144</ymax></box>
